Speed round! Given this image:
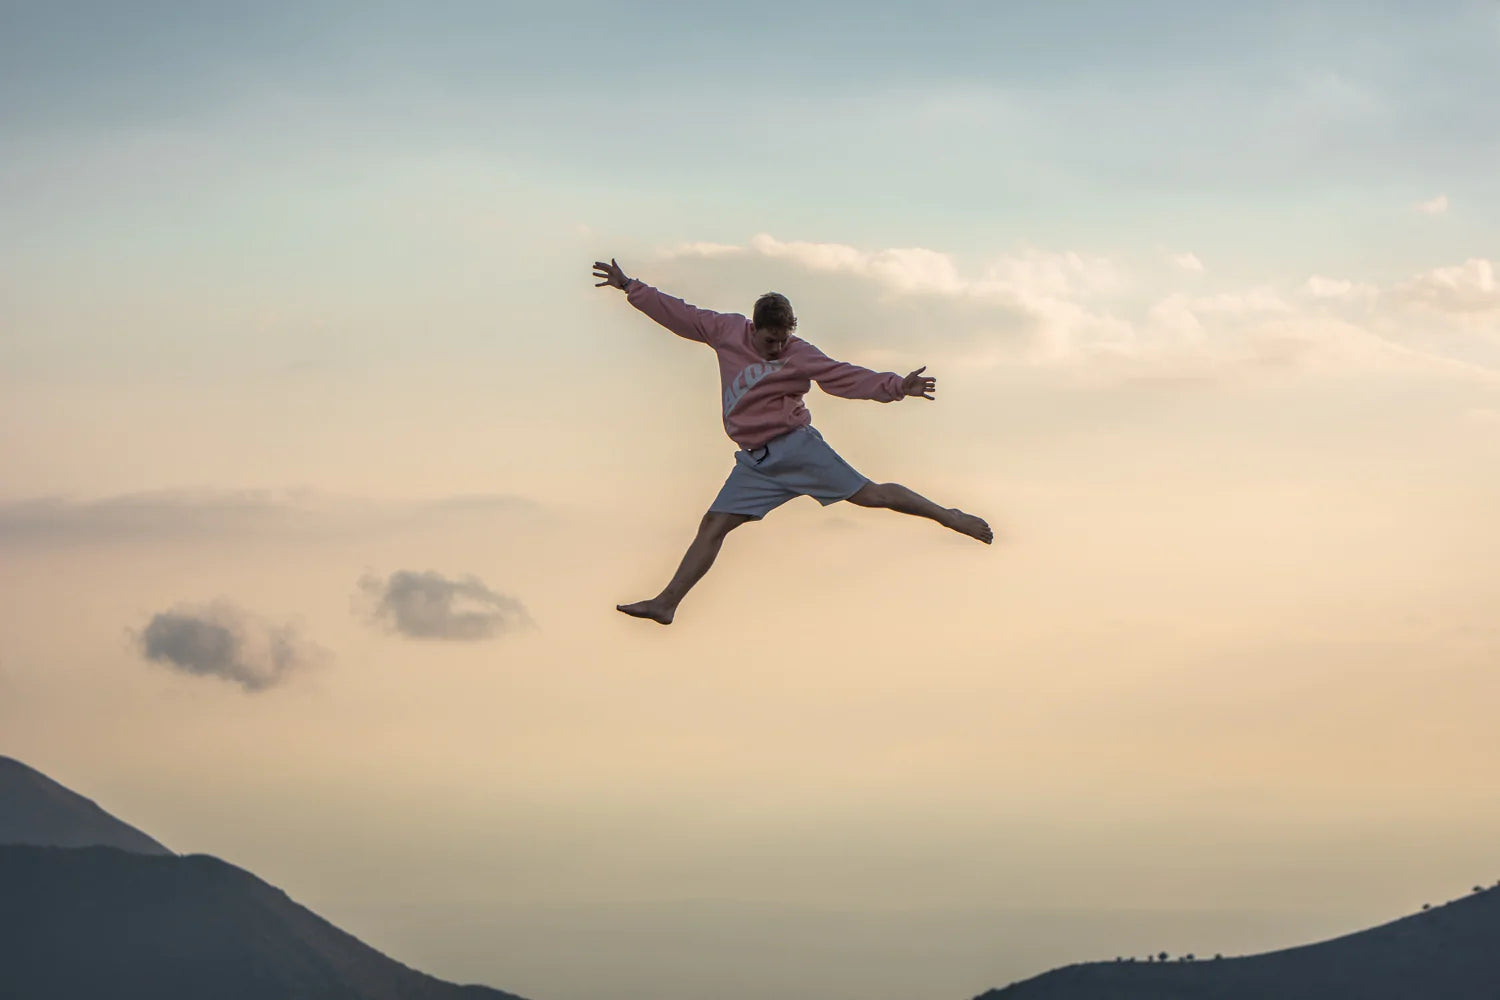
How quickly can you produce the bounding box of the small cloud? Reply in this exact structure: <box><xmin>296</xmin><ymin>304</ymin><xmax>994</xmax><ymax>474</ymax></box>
<box><xmin>1393</xmin><ymin>258</ymin><xmax>1500</xmax><ymax>316</ymax></box>
<box><xmin>1414</xmin><ymin>194</ymin><xmax>1449</xmax><ymax>216</ymax></box>
<box><xmin>1308</xmin><ymin>275</ymin><xmax>1356</xmax><ymax>299</ymax></box>
<box><xmin>670</xmin><ymin>241</ymin><xmax>745</xmax><ymax>258</ymax></box>
<box><xmin>357</xmin><ymin>570</ymin><xmax>533</xmax><ymax>641</ymax></box>
<box><xmin>1305</xmin><ymin>275</ymin><xmax>1354</xmax><ymax>298</ymax></box>
<box><xmin>1303</xmin><ymin>275</ymin><xmax>1378</xmax><ymax>301</ymax></box>
<box><xmin>1185</xmin><ymin>288</ymin><xmax>1292</xmax><ymax>315</ymax></box>
<box><xmin>747</xmin><ymin>233</ymin><xmax>967</xmax><ymax>296</ymax></box>
<box><xmin>135</xmin><ymin>603</ymin><xmax>315</xmax><ymax>692</ymax></box>
<box><xmin>1170</xmin><ymin>252</ymin><xmax>1205</xmax><ymax>273</ymax></box>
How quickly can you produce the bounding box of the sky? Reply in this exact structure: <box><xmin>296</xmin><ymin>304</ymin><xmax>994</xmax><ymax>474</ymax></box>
<box><xmin>3</xmin><ymin>2</ymin><xmax>1500</xmax><ymax>998</ymax></box>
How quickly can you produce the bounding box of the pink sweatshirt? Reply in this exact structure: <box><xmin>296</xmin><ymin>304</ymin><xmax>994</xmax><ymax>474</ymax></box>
<box><xmin>626</xmin><ymin>280</ymin><xmax>906</xmax><ymax>450</ymax></box>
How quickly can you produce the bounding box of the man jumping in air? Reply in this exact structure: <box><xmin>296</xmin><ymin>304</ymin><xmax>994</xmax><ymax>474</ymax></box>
<box><xmin>595</xmin><ymin>258</ymin><xmax>992</xmax><ymax>624</ymax></box>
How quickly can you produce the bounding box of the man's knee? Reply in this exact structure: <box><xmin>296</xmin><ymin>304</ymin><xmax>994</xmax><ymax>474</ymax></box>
<box><xmin>701</xmin><ymin>511</ymin><xmax>751</xmax><ymax>536</ymax></box>
<box><xmin>846</xmin><ymin>482</ymin><xmax>891</xmax><ymax>507</ymax></box>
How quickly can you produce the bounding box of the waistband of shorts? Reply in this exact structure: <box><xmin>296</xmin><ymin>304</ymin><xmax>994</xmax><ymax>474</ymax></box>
<box><xmin>738</xmin><ymin>424</ymin><xmax>814</xmax><ymax>453</ymax></box>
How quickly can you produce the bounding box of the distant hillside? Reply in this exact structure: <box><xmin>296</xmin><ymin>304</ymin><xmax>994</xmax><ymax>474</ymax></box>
<box><xmin>976</xmin><ymin>882</ymin><xmax>1500</xmax><ymax>1000</ymax></box>
<box><xmin>0</xmin><ymin>755</ymin><xmax>172</xmax><ymax>854</ymax></box>
<box><xmin>0</xmin><ymin>844</ymin><xmax>527</xmax><ymax>1000</ymax></box>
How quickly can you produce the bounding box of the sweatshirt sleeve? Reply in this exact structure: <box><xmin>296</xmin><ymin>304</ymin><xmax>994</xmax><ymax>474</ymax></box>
<box><xmin>801</xmin><ymin>343</ymin><xmax>906</xmax><ymax>402</ymax></box>
<box><xmin>624</xmin><ymin>279</ymin><xmax>736</xmax><ymax>346</ymax></box>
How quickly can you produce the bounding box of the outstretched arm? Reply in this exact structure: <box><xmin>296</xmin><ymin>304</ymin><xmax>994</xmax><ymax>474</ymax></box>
<box><xmin>804</xmin><ymin>344</ymin><xmax>936</xmax><ymax>402</ymax></box>
<box><xmin>592</xmin><ymin>257</ymin><xmax>730</xmax><ymax>346</ymax></box>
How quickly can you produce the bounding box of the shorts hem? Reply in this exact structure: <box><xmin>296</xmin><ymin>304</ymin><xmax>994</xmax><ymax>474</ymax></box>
<box><xmin>707</xmin><ymin>502</ymin><xmax>771</xmax><ymax>520</ymax></box>
<box><xmin>814</xmin><ymin>476</ymin><xmax>871</xmax><ymax>506</ymax></box>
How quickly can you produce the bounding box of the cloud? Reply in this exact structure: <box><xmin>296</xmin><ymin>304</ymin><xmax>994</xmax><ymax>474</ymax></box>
<box><xmin>0</xmin><ymin>490</ymin><xmax>302</xmax><ymax>546</ymax></box>
<box><xmin>135</xmin><ymin>603</ymin><xmax>316</xmax><ymax>692</ymax></box>
<box><xmin>656</xmin><ymin>235</ymin><xmax>1500</xmax><ymax>385</ymax></box>
<box><xmin>669</xmin><ymin>233</ymin><xmax>1134</xmax><ymax>366</ymax></box>
<box><xmin>671</xmin><ymin>241</ymin><xmax>744</xmax><ymax>258</ymax></box>
<box><xmin>357</xmin><ymin>570</ymin><xmax>533</xmax><ymax>641</ymax></box>
<box><xmin>0</xmin><ymin>490</ymin><xmax>540</xmax><ymax>549</ymax></box>
<box><xmin>1303</xmin><ymin>275</ymin><xmax>1377</xmax><ymax>300</ymax></box>
<box><xmin>1180</xmin><ymin>288</ymin><xmax>1292</xmax><ymax>315</ymax></box>
<box><xmin>743</xmin><ymin>233</ymin><xmax>966</xmax><ymax>296</ymax></box>
<box><xmin>1414</xmin><ymin>194</ymin><xmax>1449</xmax><ymax>215</ymax></box>
<box><xmin>723</xmin><ymin>233</ymin><xmax>1124</xmax><ymax>302</ymax></box>
<box><xmin>1392</xmin><ymin>258</ymin><xmax>1500</xmax><ymax>317</ymax></box>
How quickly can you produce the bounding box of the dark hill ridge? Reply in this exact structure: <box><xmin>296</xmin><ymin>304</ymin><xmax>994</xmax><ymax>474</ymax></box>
<box><xmin>976</xmin><ymin>881</ymin><xmax>1500</xmax><ymax>1000</ymax></box>
<box><xmin>0</xmin><ymin>844</ymin><xmax>526</xmax><ymax>1000</ymax></box>
<box><xmin>0</xmin><ymin>754</ymin><xmax>171</xmax><ymax>854</ymax></box>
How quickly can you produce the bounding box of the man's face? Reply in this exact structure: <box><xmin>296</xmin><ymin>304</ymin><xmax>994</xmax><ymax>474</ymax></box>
<box><xmin>753</xmin><ymin>325</ymin><xmax>790</xmax><ymax>360</ymax></box>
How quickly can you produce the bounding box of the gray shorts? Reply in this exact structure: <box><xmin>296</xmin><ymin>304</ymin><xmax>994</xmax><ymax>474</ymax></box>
<box><xmin>709</xmin><ymin>425</ymin><xmax>870</xmax><ymax>520</ymax></box>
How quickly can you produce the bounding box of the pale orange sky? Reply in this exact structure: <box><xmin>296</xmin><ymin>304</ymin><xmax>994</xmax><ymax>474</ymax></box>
<box><xmin>5</xmin><ymin>306</ymin><xmax>1499</xmax><ymax>996</ymax></box>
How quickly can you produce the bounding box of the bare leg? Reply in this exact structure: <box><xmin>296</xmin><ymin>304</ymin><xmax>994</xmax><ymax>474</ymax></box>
<box><xmin>617</xmin><ymin>511</ymin><xmax>753</xmax><ymax>624</ymax></box>
<box><xmin>846</xmin><ymin>482</ymin><xmax>993</xmax><ymax>544</ymax></box>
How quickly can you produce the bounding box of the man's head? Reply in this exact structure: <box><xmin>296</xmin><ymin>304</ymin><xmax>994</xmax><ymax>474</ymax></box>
<box><xmin>751</xmin><ymin>292</ymin><xmax>796</xmax><ymax>359</ymax></box>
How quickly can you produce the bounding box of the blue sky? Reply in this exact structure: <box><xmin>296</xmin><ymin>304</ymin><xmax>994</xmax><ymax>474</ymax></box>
<box><xmin>6</xmin><ymin>2</ymin><xmax>1497</xmax><ymax>284</ymax></box>
<box><xmin>5</xmin><ymin>1</ymin><xmax>1497</xmax><ymax>392</ymax></box>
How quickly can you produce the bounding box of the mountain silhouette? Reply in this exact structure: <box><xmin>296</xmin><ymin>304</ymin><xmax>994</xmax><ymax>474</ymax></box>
<box><xmin>1</xmin><ymin>756</ymin><xmax>527</xmax><ymax>999</ymax></box>
<box><xmin>0</xmin><ymin>755</ymin><xmax>172</xmax><ymax>854</ymax></box>
<box><xmin>0</xmin><ymin>845</ymin><xmax>526</xmax><ymax>999</ymax></box>
<box><xmin>976</xmin><ymin>882</ymin><xmax>1500</xmax><ymax>1000</ymax></box>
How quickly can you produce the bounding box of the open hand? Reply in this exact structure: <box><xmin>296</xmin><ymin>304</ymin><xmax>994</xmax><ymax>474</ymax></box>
<box><xmin>902</xmin><ymin>366</ymin><xmax>936</xmax><ymax>400</ymax></box>
<box><xmin>592</xmin><ymin>258</ymin><xmax>630</xmax><ymax>290</ymax></box>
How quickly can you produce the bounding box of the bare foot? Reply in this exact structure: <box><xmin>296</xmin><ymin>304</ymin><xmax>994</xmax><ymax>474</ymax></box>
<box><xmin>944</xmin><ymin>509</ymin><xmax>993</xmax><ymax>544</ymax></box>
<box><xmin>616</xmin><ymin>600</ymin><xmax>675</xmax><ymax>624</ymax></box>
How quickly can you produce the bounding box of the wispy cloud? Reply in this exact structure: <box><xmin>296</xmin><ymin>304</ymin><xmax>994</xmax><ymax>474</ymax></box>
<box><xmin>357</xmin><ymin>570</ymin><xmax>533</xmax><ymax>641</ymax></box>
<box><xmin>744</xmin><ymin>234</ymin><xmax>968</xmax><ymax>297</ymax></box>
<box><xmin>0</xmin><ymin>490</ymin><xmax>540</xmax><ymax>549</ymax></box>
<box><xmin>670</xmin><ymin>241</ymin><xmax>744</xmax><ymax>258</ymax></box>
<box><xmin>1392</xmin><ymin>258</ymin><xmax>1499</xmax><ymax>318</ymax></box>
<box><xmin>662</xmin><ymin>235</ymin><xmax>1500</xmax><ymax>384</ymax></box>
<box><xmin>1414</xmin><ymin>194</ymin><xmax>1449</xmax><ymax>215</ymax></box>
<box><xmin>723</xmin><ymin>233</ymin><xmax>1124</xmax><ymax>302</ymax></box>
<box><xmin>1304</xmin><ymin>275</ymin><xmax>1377</xmax><ymax>301</ymax></box>
<box><xmin>135</xmin><ymin>602</ymin><xmax>317</xmax><ymax>692</ymax></box>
